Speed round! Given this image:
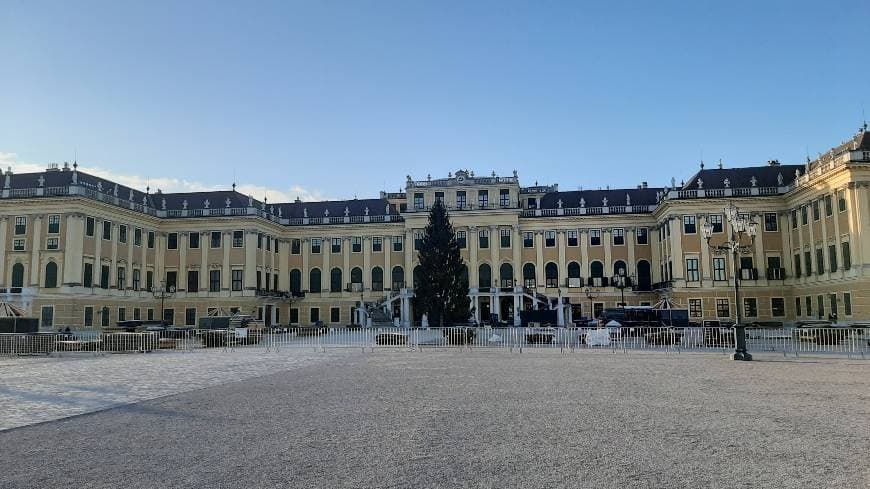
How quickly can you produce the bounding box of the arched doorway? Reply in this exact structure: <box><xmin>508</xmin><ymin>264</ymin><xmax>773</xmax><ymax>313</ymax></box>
<box><xmin>636</xmin><ymin>260</ymin><xmax>651</xmax><ymax>291</ymax></box>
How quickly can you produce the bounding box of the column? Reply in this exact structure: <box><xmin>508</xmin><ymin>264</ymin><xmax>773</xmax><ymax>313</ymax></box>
<box><xmin>753</xmin><ymin>213</ymin><xmax>765</xmax><ymax>284</ymax></box>
<box><xmin>806</xmin><ymin>211</ymin><xmax>815</xmax><ymax>281</ymax></box>
<box><xmin>557</xmin><ymin>230</ymin><xmax>567</xmax><ymax>287</ymax></box>
<box><xmin>125</xmin><ymin>227</ymin><xmax>134</xmax><ymax>290</ymax></box>
<box><xmin>819</xmin><ymin>209</ymin><xmax>829</xmax><ymax>279</ymax></box>
<box><xmin>797</xmin><ymin>215</ymin><xmax>806</xmax><ymax>283</ymax></box>
<box><xmin>513</xmin><ymin>294</ymin><xmax>521</xmax><ymax>326</ymax></box>
<box><xmin>200</xmin><ymin>232</ymin><xmax>208</xmax><ymax>291</ymax></box>
<box><xmin>62</xmin><ymin>215</ymin><xmax>84</xmax><ymax>286</ymax></box>
<box><xmin>0</xmin><ymin>218</ymin><xmax>6</xmax><ymax>285</ymax></box>
<box><xmin>322</xmin><ymin>236</ymin><xmax>330</xmax><ymax>292</ymax></box>
<box><xmin>179</xmin><ymin>232</ymin><xmax>188</xmax><ymax>290</ymax></box>
<box><xmin>580</xmin><ymin>229</ymin><xmax>589</xmax><ymax>280</ymax></box>
<box><xmin>669</xmin><ymin>218</ymin><xmax>684</xmax><ymax>282</ymax></box>
<box><xmin>222</xmin><ymin>231</ymin><xmax>231</xmax><ymax>290</ymax></box>
<box><xmin>700</xmin><ymin>216</ymin><xmax>711</xmax><ymax>283</ymax></box>
<box><xmin>627</xmin><ymin>227</ymin><xmax>636</xmax><ymax>276</ymax></box>
<box><xmin>141</xmin><ymin>229</ymin><xmax>147</xmax><ymax>289</ymax></box>
<box><xmin>404</xmin><ymin>229</ymin><xmax>413</xmax><ymax>288</ymax></box>
<box><xmin>363</xmin><ymin>236</ymin><xmax>371</xmax><ymax>297</ymax></box>
<box><xmin>512</xmin><ymin>225</ymin><xmax>521</xmax><ymax>284</ymax></box>
<box><xmin>109</xmin><ymin>222</ymin><xmax>118</xmax><ymax>287</ymax></box>
<box><xmin>383</xmin><ymin>235</ymin><xmax>391</xmax><ymax>290</ymax></box>
<box><xmin>831</xmin><ymin>190</ymin><xmax>843</xmax><ymax>277</ymax></box>
<box><xmin>847</xmin><ymin>184</ymin><xmax>864</xmax><ymax>270</ymax></box>
<box><xmin>603</xmin><ymin>228</ymin><xmax>613</xmax><ymax>279</ymax></box>
<box><xmin>468</xmin><ymin>226</ymin><xmax>478</xmax><ymax>288</ymax></box>
<box><xmin>534</xmin><ymin>231</ymin><xmax>544</xmax><ymax>287</ymax></box>
<box><xmin>244</xmin><ymin>231</ymin><xmax>257</xmax><ymax>290</ymax></box>
<box><xmin>650</xmin><ymin>224</ymin><xmax>662</xmax><ymax>283</ymax></box>
<box><xmin>343</xmin><ymin>236</ymin><xmax>350</xmax><ymax>292</ymax></box>
<box><xmin>301</xmin><ymin>238</ymin><xmax>310</xmax><ymax>290</ymax></box>
<box><xmin>780</xmin><ymin>212</ymin><xmax>793</xmax><ymax>279</ymax></box>
<box><xmin>29</xmin><ymin>216</ymin><xmax>42</xmax><ymax>286</ymax></box>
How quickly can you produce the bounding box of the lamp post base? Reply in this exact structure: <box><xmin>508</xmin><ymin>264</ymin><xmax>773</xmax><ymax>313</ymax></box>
<box><xmin>730</xmin><ymin>351</ymin><xmax>753</xmax><ymax>361</ymax></box>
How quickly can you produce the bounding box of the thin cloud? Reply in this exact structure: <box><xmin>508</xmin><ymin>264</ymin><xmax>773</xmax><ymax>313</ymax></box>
<box><xmin>0</xmin><ymin>151</ymin><xmax>330</xmax><ymax>202</ymax></box>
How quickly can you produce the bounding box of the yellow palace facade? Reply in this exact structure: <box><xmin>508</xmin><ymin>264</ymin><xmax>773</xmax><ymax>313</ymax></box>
<box><xmin>2</xmin><ymin>128</ymin><xmax>869</xmax><ymax>330</ymax></box>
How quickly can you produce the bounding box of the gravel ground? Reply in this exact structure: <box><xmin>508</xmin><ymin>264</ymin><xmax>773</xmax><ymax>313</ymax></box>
<box><xmin>1</xmin><ymin>350</ymin><xmax>868</xmax><ymax>489</ymax></box>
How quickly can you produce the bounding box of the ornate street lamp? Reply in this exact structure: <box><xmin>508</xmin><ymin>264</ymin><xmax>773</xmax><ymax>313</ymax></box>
<box><xmin>701</xmin><ymin>203</ymin><xmax>758</xmax><ymax>361</ymax></box>
<box><xmin>152</xmin><ymin>280</ymin><xmax>176</xmax><ymax>325</ymax></box>
<box><xmin>584</xmin><ymin>287</ymin><xmax>598</xmax><ymax>323</ymax></box>
<box><xmin>611</xmin><ymin>267</ymin><xmax>631</xmax><ymax>311</ymax></box>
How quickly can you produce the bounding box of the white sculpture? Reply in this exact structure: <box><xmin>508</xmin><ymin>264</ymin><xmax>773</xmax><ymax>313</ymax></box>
<box><xmin>777</xmin><ymin>173</ymin><xmax>784</xmax><ymax>186</ymax></box>
<box><xmin>723</xmin><ymin>178</ymin><xmax>730</xmax><ymax>188</ymax></box>
<box><xmin>697</xmin><ymin>178</ymin><xmax>704</xmax><ymax>189</ymax></box>
<box><xmin>204</xmin><ymin>199</ymin><xmax>210</xmax><ymax>209</ymax></box>
<box><xmin>602</xmin><ymin>197</ymin><xmax>608</xmax><ymax>207</ymax></box>
<box><xmin>557</xmin><ymin>199</ymin><xmax>563</xmax><ymax>208</ymax></box>
<box><xmin>344</xmin><ymin>206</ymin><xmax>349</xmax><ymax>217</ymax></box>
<box><xmin>750</xmin><ymin>176</ymin><xmax>757</xmax><ymax>187</ymax></box>
<box><xmin>626</xmin><ymin>194</ymin><xmax>631</xmax><ymax>206</ymax></box>
<box><xmin>579</xmin><ymin>197</ymin><xmax>585</xmax><ymax>208</ymax></box>
<box><xmin>225</xmin><ymin>198</ymin><xmax>231</xmax><ymax>208</ymax></box>
<box><xmin>182</xmin><ymin>200</ymin><xmax>188</xmax><ymax>210</ymax></box>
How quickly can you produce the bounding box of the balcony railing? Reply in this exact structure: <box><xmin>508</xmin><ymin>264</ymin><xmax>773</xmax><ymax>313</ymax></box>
<box><xmin>766</xmin><ymin>268</ymin><xmax>786</xmax><ymax>280</ymax></box>
<box><xmin>739</xmin><ymin>268</ymin><xmax>758</xmax><ymax>281</ymax></box>
<box><xmin>566</xmin><ymin>277</ymin><xmax>584</xmax><ymax>288</ymax></box>
<box><xmin>587</xmin><ymin>277</ymin><xmax>605</xmax><ymax>287</ymax></box>
<box><xmin>346</xmin><ymin>283</ymin><xmax>364</xmax><ymax>293</ymax></box>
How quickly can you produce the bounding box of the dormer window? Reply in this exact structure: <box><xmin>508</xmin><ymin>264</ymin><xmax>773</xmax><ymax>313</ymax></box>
<box><xmin>499</xmin><ymin>189</ymin><xmax>510</xmax><ymax>207</ymax></box>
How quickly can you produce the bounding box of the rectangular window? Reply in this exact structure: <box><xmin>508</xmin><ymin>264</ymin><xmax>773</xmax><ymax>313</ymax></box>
<box><xmin>392</xmin><ymin>236</ymin><xmax>403</xmax><ymax>252</ymax></box>
<box><xmin>102</xmin><ymin>221</ymin><xmax>112</xmax><ymax>240</ymax></box>
<box><xmin>708</xmin><ymin>214</ymin><xmax>723</xmax><ymax>233</ymax></box>
<box><xmin>499</xmin><ymin>229</ymin><xmax>511</xmax><ymax>248</ymax></box>
<box><xmin>331</xmin><ymin>238</ymin><xmax>341</xmax><ymax>253</ymax></box>
<box><xmin>636</xmin><ymin>227</ymin><xmax>648</xmax><ymax>245</ymax></box>
<box><xmin>544</xmin><ymin>231</ymin><xmax>556</xmax><ymax>247</ymax></box>
<box><xmin>829</xmin><ymin>293</ymin><xmax>838</xmax><ymax>317</ymax></box>
<box><xmin>147</xmin><ymin>308</ymin><xmax>154</xmax><ymax>321</ymax></box>
<box><xmin>838</xmin><ymin>190</ymin><xmax>847</xmax><ymax>212</ymax></box>
<box><xmin>456</xmin><ymin>191</ymin><xmax>466</xmax><ymax>209</ymax></box>
<box><xmin>48</xmin><ymin>215</ymin><xmax>60</xmax><ymax>234</ymax></box>
<box><xmin>828</xmin><ymin>244</ymin><xmax>838</xmax><ymax>272</ymax></box>
<box><xmin>13</xmin><ymin>239</ymin><xmax>25</xmax><ymax>251</ymax></box>
<box><xmin>567</xmin><ymin>230</ymin><xmax>578</xmax><ymax>246</ymax></box>
<box><xmin>805</xmin><ymin>296</ymin><xmax>812</xmax><ymax>317</ymax></box>
<box><xmin>815</xmin><ymin>248</ymin><xmax>824</xmax><ymax>275</ymax></box>
<box><xmin>824</xmin><ymin>195</ymin><xmax>833</xmax><ymax>217</ymax></box>
<box><xmin>209</xmin><ymin>270</ymin><xmax>221</xmax><ymax>292</ymax></box>
<box><xmin>716</xmin><ymin>298</ymin><xmax>730</xmax><ymax>318</ymax></box>
<box><xmin>185</xmin><ymin>308</ymin><xmax>196</xmax><ymax>326</ymax></box>
<box><xmin>118</xmin><ymin>307</ymin><xmax>126</xmax><ymax>322</ymax></box>
<box><xmin>265</xmin><ymin>236</ymin><xmax>271</xmax><ymax>251</ymax></box>
<box><xmin>590</xmin><ymin>229</ymin><xmax>601</xmax><ymax>246</ymax></box>
<box><xmin>163</xmin><ymin>308</ymin><xmax>174</xmax><ymax>324</ymax></box>
<box><xmin>146</xmin><ymin>271</ymin><xmax>154</xmax><ymax>291</ymax></box>
<box><xmin>211</xmin><ymin>231</ymin><xmax>222</xmax><ymax>248</ymax></box>
<box><xmin>843</xmin><ymin>292</ymin><xmax>852</xmax><ymax>316</ymax></box>
<box><xmin>793</xmin><ymin>254</ymin><xmax>802</xmax><ymax>278</ymax></box>
<box><xmin>804</xmin><ymin>251</ymin><xmax>812</xmax><ymax>275</ymax></box>
<box><xmin>187</xmin><ymin>270</ymin><xmax>199</xmax><ymax>293</ymax></box>
<box><xmin>132</xmin><ymin>269</ymin><xmax>140</xmax><ymax>291</ymax></box>
<box><xmin>456</xmin><ymin>231</ymin><xmax>466</xmax><ymax>249</ymax></box>
<box><xmin>189</xmin><ymin>232</ymin><xmax>199</xmax><ymax>249</ymax></box>
<box><xmin>842</xmin><ymin>242</ymin><xmax>851</xmax><ymax>270</ymax></box>
<box><xmin>434</xmin><ymin>191</ymin><xmax>444</xmax><ymax>203</ymax></box>
<box><xmin>46</xmin><ymin>237</ymin><xmax>59</xmax><ymax>250</ymax></box>
<box><xmin>499</xmin><ymin>189</ymin><xmax>510</xmax><ymax>207</ymax></box>
<box><xmin>523</xmin><ymin>232</ymin><xmax>534</xmax><ymax>248</ymax></box>
<box><xmin>478</xmin><ymin>229</ymin><xmax>489</xmax><ymax>249</ymax></box>
<box><xmin>119</xmin><ymin>224</ymin><xmax>127</xmax><ymax>243</ymax></box>
<box><xmin>311</xmin><ymin>238</ymin><xmax>322</xmax><ymax>254</ymax></box>
<box><xmin>165</xmin><ymin>270</ymin><xmax>177</xmax><ymax>290</ymax></box>
<box><xmin>231</xmin><ymin>230</ymin><xmax>243</xmax><ymax>248</ymax></box>
<box><xmin>86</xmin><ymin>217</ymin><xmax>95</xmax><ymax>237</ymax></box>
<box><xmin>348</xmin><ymin>236</ymin><xmax>360</xmax><ymax>253</ymax></box>
<box><xmin>133</xmin><ymin>307</ymin><xmax>140</xmax><ymax>321</ymax></box>
<box><xmin>683</xmin><ymin>215</ymin><xmax>696</xmax><ymax>234</ymax></box>
<box><xmin>685</xmin><ymin>258</ymin><xmax>699</xmax><ymax>282</ymax></box>
<box><xmin>688</xmin><ymin>298</ymin><xmax>702</xmax><ymax>318</ymax></box>
<box><xmin>713</xmin><ymin>257</ymin><xmax>726</xmax><ymax>281</ymax></box>
<box><xmin>14</xmin><ymin>216</ymin><xmax>26</xmax><ymax>235</ymax></box>
<box><xmin>793</xmin><ymin>296</ymin><xmax>801</xmax><ymax>317</ymax></box>
<box><xmin>801</xmin><ymin>205</ymin><xmax>808</xmax><ymax>225</ymax></box>
<box><xmin>100</xmin><ymin>265</ymin><xmax>110</xmax><ymax>289</ymax></box>
<box><xmin>743</xmin><ymin>298</ymin><xmax>757</xmax><ymax>318</ymax></box>
<box><xmin>134</xmin><ymin>228</ymin><xmax>142</xmax><ymax>246</ymax></box>
<box><xmin>168</xmin><ymin>232</ymin><xmax>178</xmax><ymax>250</ymax></box>
<box><xmin>414</xmin><ymin>231</ymin><xmax>423</xmax><ymax>250</ymax></box>
<box><xmin>764</xmin><ymin>213</ymin><xmax>777</xmax><ymax>232</ymax></box>
<box><xmin>232</xmin><ymin>270</ymin><xmax>243</xmax><ymax>291</ymax></box>
<box><xmin>414</xmin><ymin>193</ymin><xmax>424</xmax><ymax>210</ymax></box>
<box><xmin>84</xmin><ymin>306</ymin><xmax>94</xmax><ymax>327</ymax></box>
<box><xmin>257</xmin><ymin>233</ymin><xmax>263</xmax><ymax>249</ymax></box>
<box><xmin>477</xmin><ymin>190</ymin><xmax>489</xmax><ymax>208</ymax></box>
<box><xmin>117</xmin><ymin>267</ymin><xmax>126</xmax><ymax>290</ymax></box>
<box><xmin>330</xmin><ymin>307</ymin><xmax>340</xmax><ymax>323</ymax></box>
<box><xmin>83</xmin><ymin>263</ymin><xmax>93</xmax><ymax>288</ymax></box>
<box><xmin>290</xmin><ymin>308</ymin><xmax>299</xmax><ymax>324</ymax></box>
<box><xmin>790</xmin><ymin>210</ymin><xmax>798</xmax><ymax>229</ymax></box>
<box><xmin>817</xmin><ymin>295</ymin><xmax>825</xmax><ymax>318</ymax></box>
<box><xmin>148</xmin><ymin>231</ymin><xmax>155</xmax><ymax>249</ymax></box>
<box><xmin>310</xmin><ymin>307</ymin><xmax>320</xmax><ymax>323</ymax></box>
<box><xmin>372</xmin><ymin>237</ymin><xmax>382</xmax><ymax>252</ymax></box>
<box><xmin>291</xmin><ymin>239</ymin><xmax>301</xmax><ymax>254</ymax></box>
<box><xmin>612</xmin><ymin>228</ymin><xmax>625</xmax><ymax>246</ymax></box>
<box><xmin>812</xmin><ymin>200</ymin><xmax>820</xmax><ymax>221</ymax></box>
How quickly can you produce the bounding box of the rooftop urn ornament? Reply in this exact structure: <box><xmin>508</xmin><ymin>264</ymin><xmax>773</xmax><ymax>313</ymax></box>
<box><xmin>129</xmin><ymin>189</ymin><xmax>134</xmax><ymax>200</ymax></box>
<box><xmin>261</xmin><ymin>197</ymin><xmax>266</xmax><ymax>211</ymax></box>
<box><xmin>795</xmin><ymin>168</ymin><xmax>801</xmax><ymax>180</ymax></box>
<box><xmin>579</xmin><ymin>197</ymin><xmax>585</xmax><ymax>208</ymax></box>
<box><xmin>626</xmin><ymin>194</ymin><xmax>631</xmax><ymax>206</ymax></box>
<box><xmin>142</xmin><ymin>195</ymin><xmax>148</xmax><ymax>205</ymax></box>
<box><xmin>270</xmin><ymin>205</ymin><xmax>275</xmax><ymax>215</ymax></box>
<box><xmin>204</xmin><ymin>199</ymin><xmax>210</xmax><ymax>209</ymax></box>
<box><xmin>278</xmin><ymin>207</ymin><xmax>282</xmax><ymax>217</ymax></box>
<box><xmin>427</xmin><ymin>174</ymin><xmax>431</xmax><ymax>181</ymax></box>
<box><xmin>777</xmin><ymin>172</ymin><xmax>784</xmax><ymax>186</ymax></box>
<box><xmin>248</xmin><ymin>195</ymin><xmax>253</xmax><ymax>207</ymax></box>
<box><xmin>718</xmin><ymin>159</ymin><xmax>723</xmax><ymax>169</ymax></box>
<box><xmin>182</xmin><ymin>199</ymin><xmax>188</xmax><ymax>210</ymax></box>
<box><xmin>602</xmin><ymin>196</ymin><xmax>608</xmax><ymax>207</ymax></box>
<box><xmin>448</xmin><ymin>171</ymin><xmax>452</xmax><ymax>178</ymax></box>
<box><xmin>71</xmin><ymin>163</ymin><xmax>78</xmax><ymax>184</ymax></box>
<box><xmin>513</xmin><ymin>169</ymin><xmax>518</xmax><ymax>177</ymax></box>
<box><xmin>146</xmin><ymin>185</ymin><xmax>150</xmax><ymax>194</ymax></box>
<box><xmin>161</xmin><ymin>198</ymin><xmax>166</xmax><ymax>210</ymax></box>
<box><xmin>670</xmin><ymin>177</ymin><xmax>676</xmax><ymax>188</ymax></box>
<box><xmin>696</xmin><ymin>178</ymin><xmax>704</xmax><ymax>189</ymax></box>
<box><xmin>303</xmin><ymin>208</ymin><xmax>308</xmax><ymax>218</ymax></box>
<box><xmin>324</xmin><ymin>208</ymin><xmax>329</xmax><ymax>217</ymax></box>
<box><xmin>750</xmin><ymin>176</ymin><xmax>757</xmax><ymax>187</ymax></box>
<box><xmin>364</xmin><ymin>207</ymin><xmax>370</xmax><ymax>216</ymax></box>
<box><xmin>491</xmin><ymin>171</ymin><xmax>496</xmax><ymax>177</ymax></box>
<box><xmin>97</xmin><ymin>181</ymin><xmax>103</xmax><ymax>192</ymax></box>
<box><xmin>344</xmin><ymin>206</ymin><xmax>349</xmax><ymax>217</ymax></box>
<box><xmin>37</xmin><ymin>175</ymin><xmax>45</xmax><ymax>187</ymax></box>
<box><xmin>225</xmin><ymin>198</ymin><xmax>231</xmax><ymax>208</ymax></box>
<box><xmin>470</xmin><ymin>170</ymin><xmax>475</xmax><ymax>177</ymax></box>
<box><xmin>113</xmin><ymin>183</ymin><xmax>118</xmax><ymax>197</ymax></box>
<box><xmin>557</xmin><ymin>199</ymin><xmax>563</xmax><ymax>208</ymax></box>
<box><xmin>232</xmin><ymin>182</ymin><xmax>236</xmax><ymax>191</ymax></box>
<box><xmin>723</xmin><ymin>178</ymin><xmax>730</xmax><ymax>188</ymax></box>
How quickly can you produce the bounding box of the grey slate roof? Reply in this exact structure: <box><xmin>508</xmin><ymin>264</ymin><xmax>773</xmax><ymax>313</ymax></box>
<box><xmin>539</xmin><ymin>187</ymin><xmax>662</xmax><ymax>209</ymax></box>
<box><xmin>682</xmin><ymin>164</ymin><xmax>803</xmax><ymax>191</ymax></box>
<box><xmin>276</xmin><ymin>199</ymin><xmax>396</xmax><ymax>218</ymax></box>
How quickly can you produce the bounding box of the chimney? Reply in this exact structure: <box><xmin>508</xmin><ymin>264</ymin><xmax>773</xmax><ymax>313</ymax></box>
<box><xmin>642</xmin><ymin>181</ymin><xmax>648</xmax><ymax>188</ymax></box>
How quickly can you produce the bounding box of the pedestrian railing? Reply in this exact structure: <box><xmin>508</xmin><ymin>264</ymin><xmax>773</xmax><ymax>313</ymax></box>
<box><xmin>1</xmin><ymin>327</ymin><xmax>868</xmax><ymax>358</ymax></box>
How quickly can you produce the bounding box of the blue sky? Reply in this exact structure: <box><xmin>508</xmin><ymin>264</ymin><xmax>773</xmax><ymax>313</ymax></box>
<box><xmin>1</xmin><ymin>0</ymin><xmax>867</xmax><ymax>201</ymax></box>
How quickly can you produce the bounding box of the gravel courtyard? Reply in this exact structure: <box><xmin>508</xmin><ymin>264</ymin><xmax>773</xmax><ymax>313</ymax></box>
<box><xmin>1</xmin><ymin>350</ymin><xmax>868</xmax><ymax>488</ymax></box>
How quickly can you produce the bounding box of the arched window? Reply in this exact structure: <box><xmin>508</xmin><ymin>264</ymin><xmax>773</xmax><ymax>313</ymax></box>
<box><xmin>44</xmin><ymin>262</ymin><xmax>58</xmax><ymax>288</ymax></box>
<box><xmin>289</xmin><ymin>269</ymin><xmax>302</xmax><ymax>293</ymax></box>
<box><xmin>350</xmin><ymin>267</ymin><xmax>362</xmax><ymax>284</ymax></box>
<box><xmin>391</xmin><ymin>266</ymin><xmax>404</xmax><ymax>291</ymax></box>
<box><xmin>636</xmin><ymin>260</ymin><xmax>652</xmax><ymax>291</ymax></box>
<box><xmin>590</xmin><ymin>261</ymin><xmax>604</xmax><ymax>279</ymax></box>
<box><xmin>522</xmin><ymin>263</ymin><xmax>536</xmax><ymax>288</ymax></box>
<box><xmin>309</xmin><ymin>268</ymin><xmax>321</xmax><ymax>293</ymax></box>
<box><xmin>330</xmin><ymin>268</ymin><xmax>342</xmax><ymax>292</ymax></box>
<box><xmin>567</xmin><ymin>261</ymin><xmax>581</xmax><ymax>287</ymax></box>
<box><xmin>499</xmin><ymin>263</ymin><xmax>513</xmax><ymax>288</ymax></box>
<box><xmin>613</xmin><ymin>260</ymin><xmax>628</xmax><ymax>277</ymax></box>
<box><xmin>478</xmin><ymin>264</ymin><xmax>492</xmax><ymax>290</ymax></box>
<box><xmin>545</xmin><ymin>262</ymin><xmax>558</xmax><ymax>288</ymax></box>
<box><xmin>11</xmin><ymin>263</ymin><xmax>24</xmax><ymax>290</ymax></box>
<box><xmin>371</xmin><ymin>267</ymin><xmax>384</xmax><ymax>291</ymax></box>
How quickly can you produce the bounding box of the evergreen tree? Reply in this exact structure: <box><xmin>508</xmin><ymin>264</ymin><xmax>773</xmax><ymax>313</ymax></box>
<box><xmin>415</xmin><ymin>200</ymin><xmax>471</xmax><ymax>326</ymax></box>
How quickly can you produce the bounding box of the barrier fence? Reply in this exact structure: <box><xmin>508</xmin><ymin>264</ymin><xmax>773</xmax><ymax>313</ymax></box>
<box><xmin>1</xmin><ymin>326</ymin><xmax>868</xmax><ymax>358</ymax></box>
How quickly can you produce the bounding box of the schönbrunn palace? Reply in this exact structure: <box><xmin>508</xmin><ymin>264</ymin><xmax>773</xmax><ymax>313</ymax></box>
<box><xmin>2</xmin><ymin>128</ymin><xmax>870</xmax><ymax>330</ymax></box>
